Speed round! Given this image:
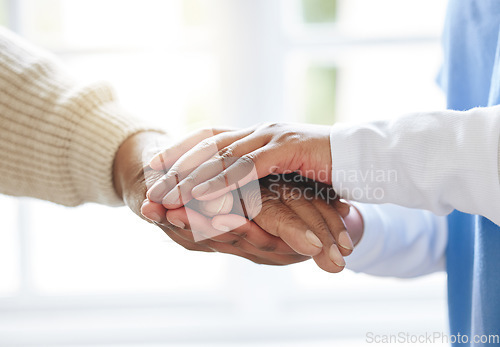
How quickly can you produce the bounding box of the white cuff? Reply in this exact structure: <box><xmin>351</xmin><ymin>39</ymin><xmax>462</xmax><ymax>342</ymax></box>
<box><xmin>330</xmin><ymin>107</ymin><xmax>500</xmax><ymax>225</ymax></box>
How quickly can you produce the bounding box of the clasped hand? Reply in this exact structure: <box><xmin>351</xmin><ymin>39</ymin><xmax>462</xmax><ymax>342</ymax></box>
<box><xmin>126</xmin><ymin>125</ymin><xmax>357</xmax><ymax>273</ymax></box>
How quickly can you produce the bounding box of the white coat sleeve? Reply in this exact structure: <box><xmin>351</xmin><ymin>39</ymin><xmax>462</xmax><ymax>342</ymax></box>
<box><xmin>345</xmin><ymin>203</ymin><xmax>447</xmax><ymax>278</ymax></box>
<box><xmin>330</xmin><ymin>106</ymin><xmax>500</xmax><ymax>226</ymax></box>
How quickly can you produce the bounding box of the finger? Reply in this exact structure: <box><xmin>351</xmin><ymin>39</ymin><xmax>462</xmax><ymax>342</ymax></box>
<box><xmin>169</xmin><ymin>204</ymin><xmax>295</xmax><ymax>255</ymax></box>
<box><xmin>161</xmin><ymin>156</ymin><xmax>249</xmax><ymax>209</ymax></box>
<box><xmin>308</xmin><ymin>183</ymin><xmax>350</xmax><ymax>218</ymax></box>
<box><xmin>166</xmin><ymin>206</ymin><xmax>229</xmax><ymax>241</ymax></box>
<box><xmin>164</xmin><ymin>131</ymin><xmax>269</xmax><ymax>205</ymax></box>
<box><xmin>211</xmin><ymin>214</ymin><xmax>299</xmax><ymax>254</ymax></box>
<box><xmin>248</xmin><ymin>189</ymin><xmax>323</xmax><ymax>257</ymax></box>
<box><xmin>191</xmin><ymin>145</ymin><xmax>284</xmax><ymax>201</ymax></box>
<box><xmin>273</xmin><ymin>183</ymin><xmax>347</xmax><ymax>272</ymax></box>
<box><xmin>141</xmin><ymin>199</ymin><xmax>167</xmax><ymax>224</ymax></box>
<box><xmin>158</xmin><ymin>224</ymin><xmax>214</xmax><ymax>252</ymax></box>
<box><xmin>280</xmin><ymin>186</ymin><xmax>334</xmax><ymax>250</ymax></box>
<box><xmin>160</xmin><ymin>222</ymin><xmax>285</xmax><ymax>264</ymax></box>
<box><xmin>299</xmin><ymin>179</ymin><xmax>350</xmax><ymax>217</ymax></box>
<box><xmin>149</xmin><ymin>127</ymin><xmax>235</xmax><ymax>171</ymax></box>
<box><xmin>201</xmin><ymin>240</ymin><xmax>304</xmax><ymax>266</ymax></box>
<box><xmin>147</xmin><ymin>129</ymin><xmax>253</xmax><ymax>204</ymax></box>
<box><xmin>166</xmin><ymin>204</ymin><xmax>246</xmax><ymax>246</ymax></box>
<box><xmin>311</xmin><ymin>198</ymin><xmax>354</xmax><ymax>257</ymax></box>
<box><xmin>197</xmin><ymin>192</ymin><xmax>234</xmax><ymax>217</ymax></box>
<box><xmin>163</xmin><ymin>207</ymin><xmax>246</xmax><ymax>249</ymax></box>
<box><xmin>268</xmin><ymin>178</ymin><xmax>351</xmax><ymax>254</ymax></box>
<box><xmin>211</xmin><ymin>241</ymin><xmax>307</xmax><ymax>265</ymax></box>
<box><xmin>255</xmin><ymin>178</ymin><xmax>349</xmax><ymax>273</ymax></box>
<box><xmin>311</xmin><ymin>244</ymin><xmax>346</xmax><ymax>273</ymax></box>
<box><xmin>160</xmin><ymin>159</ymin><xmax>236</xmax><ymax>209</ymax></box>
<box><xmin>334</xmin><ymin>199</ymin><xmax>351</xmax><ymax>218</ymax></box>
<box><xmin>165</xmin><ymin>208</ymin><xmax>307</xmax><ymax>265</ymax></box>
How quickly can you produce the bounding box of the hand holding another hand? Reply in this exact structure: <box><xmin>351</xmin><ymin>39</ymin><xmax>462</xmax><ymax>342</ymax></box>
<box><xmin>114</xmin><ymin>131</ymin><xmax>308</xmax><ymax>266</ymax></box>
<box><xmin>134</xmin><ymin>128</ymin><xmax>359</xmax><ymax>273</ymax></box>
<box><xmin>144</xmin><ymin>172</ymin><xmax>353</xmax><ymax>272</ymax></box>
<box><xmin>147</xmin><ymin>123</ymin><xmax>333</xmax><ymax>205</ymax></box>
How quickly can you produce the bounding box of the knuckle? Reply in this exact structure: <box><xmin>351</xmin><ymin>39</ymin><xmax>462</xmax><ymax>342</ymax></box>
<box><xmin>276</xmin><ymin>130</ymin><xmax>301</xmax><ymax>144</ymax></box>
<box><xmin>259</xmin><ymin>186</ymin><xmax>280</xmax><ymax>201</ymax></box>
<box><xmin>255</xmin><ymin>197</ymin><xmax>277</xmax><ymax>219</ymax></box>
<box><xmin>262</xmin><ymin>122</ymin><xmax>282</xmax><ymax>130</ymax></box>
<box><xmin>310</xmin><ymin>220</ymin><xmax>330</xmax><ymax>236</ymax></box>
<box><xmin>274</xmin><ymin>212</ymin><xmax>299</xmax><ymax>237</ymax></box>
<box><xmin>217</xmin><ymin>146</ymin><xmax>234</xmax><ymax>160</ymax></box>
<box><xmin>241</xmin><ymin>153</ymin><xmax>255</xmax><ymax>162</ymax></box>
<box><xmin>198</xmin><ymin>138</ymin><xmax>216</xmax><ymax>152</ymax></box>
<box><xmin>166</xmin><ymin>169</ymin><xmax>181</xmax><ymax>182</ymax></box>
<box><xmin>238</xmin><ymin>154</ymin><xmax>257</xmax><ymax>169</ymax></box>
<box><xmin>280</xmin><ymin>186</ymin><xmax>302</xmax><ymax>204</ymax></box>
<box><xmin>181</xmin><ymin>174</ymin><xmax>197</xmax><ymax>187</ymax></box>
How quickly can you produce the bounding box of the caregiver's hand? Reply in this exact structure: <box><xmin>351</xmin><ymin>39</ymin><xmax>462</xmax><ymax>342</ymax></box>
<box><xmin>254</xmin><ymin>176</ymin><xmax>354</xmax><ymax>272</ymax></box>
<box><xmin>146</xmin><ymin>177</ymin><xmax>351</xmax><ymax>273</ymax></box>
<box><xmin>146</xmin><ymin>175</ymin><xmax>352</xmax><ymax>272</ymax></box>
<box><xmin>147</xmin><ymin>123</ymin><xmax>332</xmax><ymax>206</ymax></box>
<box><xmin>144</xmin><ymin>126</ymin><xmax>355</xmax><ymax>270</ymax></box>
<box><xmin>113</xmin><ymin>131</ymin><xmax>309</xmax><ymax>266</ymax></box>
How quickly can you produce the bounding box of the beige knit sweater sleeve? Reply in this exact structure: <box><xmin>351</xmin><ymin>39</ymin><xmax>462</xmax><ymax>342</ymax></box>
<box><xmin>0</xmin><ymin>27</ymin><xmax>156</xmax><ymax>207</ymax></box>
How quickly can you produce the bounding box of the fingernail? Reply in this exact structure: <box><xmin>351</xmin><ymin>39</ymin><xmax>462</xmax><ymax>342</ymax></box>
<box><xmin>168</xmin><ymin>218</ymin><xmax>185</xmax><ymax>229</ymax></box>
<box><xmin>149</xmin><ymin>154</ymin><xmax>161</xmax><ymax>168</ymax></box>
<box><xmin>141</xmin><ymin>201</ymin><xmax>163</xmax><ymax>223</ymax></box>
<box><xmin>212</xmin><ymin>222</ymin><xmax>232</xmax><ymax>232</ymax></box>
<box><xmin>162</xmin><ymin>189</ymin><xmax>180</xmax><ymax>206</ymax></box>
<box><xmin>148</xmin><ymin>180</ymin><xmax>168</xmax><ymax>202</ymax></box>
<box><xmin>305</xmin><ymin>230</ymin><xmax>323</xmax><ymax>248</ymax></box>
<box><xmin>199</xmin><ymin>193</ymin><xmax>234</xmax><ymax>217</ymax></box>
<box><xmin>338</xmin><ymin>230</ymin><xmax>354</xmax><ymax>251</ymax></box>
<box><xmin>145</xmin><ymin>212</ymin><xmax>162</xmax><ymax>223</ymax></box>
<box><xmin>192</xmin><ymin>182</ymin><xmax>210</xmax><ymax>198</ymax></box>
<box><xmin>211</xmin><ymin>216</ymin><xmax>246</xmax><ymax>231</ymax></box>
<box><xmin>329</xmin><ymin>245</ymin><xmax>346</xmax><ymax>267</ymax></box>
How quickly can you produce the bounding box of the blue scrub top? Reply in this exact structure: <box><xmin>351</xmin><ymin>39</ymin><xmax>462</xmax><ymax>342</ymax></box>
<box><xmin>440</xmin><ymin>1</ymin><xmax>500</xmax><ymax>346</ymax></box>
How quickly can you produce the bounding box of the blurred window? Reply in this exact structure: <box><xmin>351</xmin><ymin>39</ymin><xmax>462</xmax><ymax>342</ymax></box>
<box><xmin>301</xmin><ymin>0</ymin><xmax>337</xmax><ymax>23</ymax></box>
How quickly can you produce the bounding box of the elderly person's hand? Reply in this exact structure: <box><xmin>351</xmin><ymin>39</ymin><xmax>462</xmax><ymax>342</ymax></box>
<box><xmin>127</xmin><ymin>130</ymin><xmax>353</xmax><ymax>272</ymax></box>
<box><xmin>147</xmin><ymin>123</ymin><xmax>332</xmax><ymax>203</ymax></box>
<box><xmin>114</xmin><ymin>131</ymin><xmax>307</xmax><ymax>266</ymax></box>
<box><xmin>115</xmin><ymin>131</ymin><xmax>355</xmax><ymax>273</ymax></box>
<box><xmin>148</xmin><ymin>174</ymin><xmax>353</xmax><ymax>272</ymax></box>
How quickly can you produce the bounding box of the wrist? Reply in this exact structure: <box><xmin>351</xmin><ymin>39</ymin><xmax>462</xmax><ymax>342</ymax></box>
<box><xmin>307</xmin><ymin>124</ymin><xmax>333</xmax><ymax>185</ymax></box>
<box><xmin>113</xmin><ymin>131</ymin><xmax>168</xmax><ymax>206</ymax></box>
